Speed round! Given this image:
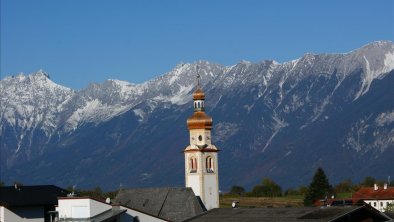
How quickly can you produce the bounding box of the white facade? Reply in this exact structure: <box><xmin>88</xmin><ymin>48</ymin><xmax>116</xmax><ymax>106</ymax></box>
<box><xmin>56</xmin><ymin>197</ymin><xmax>167</xmax><ymax>222</ymax></box>
<box><xmin>364</xmin><ymin>199</ymin><xmax>394</xmax><ymax>212</ymax></box>
<box><xmin>0</xmin><ymin>206</ymin><xmax>44</xmax><ymax>222</ymax></box>
<box><xmin>184</xmin><ymin>86</ymin><xmax>220</xmax><ymax>210</ymax></box>
<box><xmin>185</xmin><ymin>148</ymin><xmax>219</xmax><ymax>209</ymax></box>
<box><xmin>57</xmin><ymin>198</ymin><xmax>111</xmax><ymax>220</ymax></box>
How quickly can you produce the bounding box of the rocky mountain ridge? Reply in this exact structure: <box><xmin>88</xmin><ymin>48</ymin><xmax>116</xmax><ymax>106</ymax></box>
<box><xmin>1</xmin><ymin>41</ymin><xmax>393</xmax><ymax>190</ymax></box>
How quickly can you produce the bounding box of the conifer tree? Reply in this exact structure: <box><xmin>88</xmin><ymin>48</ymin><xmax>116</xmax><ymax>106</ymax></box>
<box><xmin>304</xmin><ymin>167</ymin><xmax>331</xmax><ymax>206</ymax></box>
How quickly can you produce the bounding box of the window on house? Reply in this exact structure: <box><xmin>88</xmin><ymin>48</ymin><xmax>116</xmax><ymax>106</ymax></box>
<box><xmin>206</xmin><ymin>156</ymin><xmax>214</xmax><ymax>173</ymax></box>
<box><xmin>374</xmin><ymin>202</ymin><xmax>376</xmax><ymax>207</ymax></box>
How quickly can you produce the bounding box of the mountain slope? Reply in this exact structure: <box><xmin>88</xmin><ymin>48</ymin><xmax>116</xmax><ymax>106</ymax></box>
<box><xmin>1</xmin><ymin>41</ymin><xmax>393</xmax><ymax>190</ymax></box>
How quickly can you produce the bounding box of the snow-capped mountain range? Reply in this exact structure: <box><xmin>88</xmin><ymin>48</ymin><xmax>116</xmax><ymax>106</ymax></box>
<box><xmin>1</xmin><ymin>41</ymin><xmax>393</xmax><ymax>190</ymax></box>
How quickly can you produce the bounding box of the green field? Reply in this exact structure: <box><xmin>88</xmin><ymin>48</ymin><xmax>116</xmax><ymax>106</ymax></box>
<box><xmin>220</xmin><ymin>192</ymin><xmax>357</xmax><ymax>208</ymax></box>
<box><xmin>220</xmin><ymin>195</ymin><xmax>304</xmax><ymax>208</ymax></box>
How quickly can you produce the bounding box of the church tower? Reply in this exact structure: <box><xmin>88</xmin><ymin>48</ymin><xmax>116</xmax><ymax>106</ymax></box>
<box><xmin>184</xmin><ymin>75</ymin><xmax>219</xmax><ymax>210</ymax></box>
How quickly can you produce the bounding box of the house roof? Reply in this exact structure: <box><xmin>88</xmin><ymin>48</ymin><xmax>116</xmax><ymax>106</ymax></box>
<box><xmin>0</xmin><ymin>185</ymin><xmax>68</xmax><ymax>207</ymax></box>
<box><xmin>184</xmin><ymin>205</ymin><xmax>392</xmax><ymax>222</ymax></box>
<box><xmin>57</xmin><ymin>208</ymin><xmax>127</xmax><ymax>222</ymax></box>
<box><xmin>87</xmin><ymin>208</ymin><xmax>127</xmax><ymax>222</ymax></box>
<box><xmin>114</xmin><ymin>187</ymin><xmax>205</xmax><ymax>222</ymax></box>
<box><xmin>353</xmin><ymin>187</ymin><xmax>394</xmax><ymax>202</ymax></box>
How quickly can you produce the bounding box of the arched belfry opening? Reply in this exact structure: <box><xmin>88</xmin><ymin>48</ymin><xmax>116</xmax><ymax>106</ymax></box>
<box><xmin>206</xmin><ymin>156</ymin><xmax>214</xmax><ymax>173</ymax></box>
<box><xmin>189</xmin><ymin>157</ymin><xmax>197</xmax><ymax>173</ymax></box>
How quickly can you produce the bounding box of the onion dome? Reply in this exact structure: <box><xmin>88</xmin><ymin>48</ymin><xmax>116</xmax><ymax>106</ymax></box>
<box><xmin>187</xmin><ymin>111</ymin><xmax>213</xmax><ymax>130</ymax></box>
<box><xmin>187</xmin><ymin>87</ymin><xmax>212</xmax><ymax>130</ymax></box>
<box><xmin>193</xmin><ymin>88</ymin><xmax>205</xmax><ymax>100</ymax></box>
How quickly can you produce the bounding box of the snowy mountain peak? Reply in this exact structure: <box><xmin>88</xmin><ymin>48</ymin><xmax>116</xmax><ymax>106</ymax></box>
<box><xmin>1</xmin><ymin>70</ymin><xmax>73</xmax><ymax>92</ymax></box>
<box><xmin>361</xmin><ymin>40</ymin><xmax>393</xmax><ymax>49</ymax></box>
<box><xmin>35</xmin><ymin>69</ymin><xmax>50</xmax><ymax>78</ymax></box>
<box><xmin>1</xmin><ymin>41</ymin><xmax>394</xmax><ymax>189</ymax></box>
<box><xmin>1</xmin><ymin>41</ymin><xmax>393</xmax><ymax>134</ymax></box>
<box><xmin>271</xmin><ymin>60</ymin><xmax>280</xmax><ymax>66</ymax></box>
<box><xmin>107</xmin><ymin>79</ymin><xmax>132</xmax><ymax>85</ymax></box>
<box><xmin>349</xmin><ymin>41</ymin><xmax>394</xmax><ymax>66</ymax></box>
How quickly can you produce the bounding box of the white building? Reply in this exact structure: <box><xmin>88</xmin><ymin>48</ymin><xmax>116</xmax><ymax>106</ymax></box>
<box><xmin>184</xmin><ymin>82</ymin><xmax>219</xmax><ymax>210</ymax></box>
<box><xmin>56</xmin><ymin>197</ymin><xmax>115</xmax><ymax>220</ymax></box>
<box><xmin>354</xmin><ymin>183</ymin><xmax>394</xmax><ymax>212</ymax></box>
<box><xmin>55</xmin><ymin>195</ymin><xmax>170</xmax><ymax>222</ymax></box>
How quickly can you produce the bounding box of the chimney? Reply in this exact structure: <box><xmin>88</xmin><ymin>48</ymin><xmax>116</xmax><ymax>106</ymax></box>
<box><xmin>374</xmin><ymin>184</ymin><xmax>378</xmax><ymax>191</ymax></box>
<box><xmin>384</xmin><ymin>183</ymin><xmax>388</xmax><ymax>190</ymax></box>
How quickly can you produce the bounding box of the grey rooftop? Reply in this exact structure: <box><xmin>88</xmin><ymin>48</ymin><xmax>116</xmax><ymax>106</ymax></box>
<box><xmin>184</xmin><ymin>205</ymin><xmax>392</xmax><ymax>222</ymax></box>
<box><xmin>114</xmin><ymin>187</ymin><xmax>205</xmax><ymax>222</ymax></box>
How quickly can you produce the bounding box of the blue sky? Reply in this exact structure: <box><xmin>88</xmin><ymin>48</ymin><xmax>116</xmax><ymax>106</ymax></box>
<box><xmin>1</xmin><ymin>0</ymin><xmax>393</xmax><ymax>89</ymax></box>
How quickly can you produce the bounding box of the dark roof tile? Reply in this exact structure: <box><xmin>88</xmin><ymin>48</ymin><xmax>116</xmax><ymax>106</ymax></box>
<box><xmin>114</xmin><ymin>187</ymin><xmax>205</xmax><ymax>222</ymax></box>
<box><xmin>184</xmin><ymin>205</ymin><xmax>392</xmax><ymax>222</ymax></box>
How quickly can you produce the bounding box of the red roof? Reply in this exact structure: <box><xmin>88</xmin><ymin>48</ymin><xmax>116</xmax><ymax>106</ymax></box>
<box><xmin>353</xmin><ymin>186</ymin><xmax>394</xmax><ymax>203</ymax></box>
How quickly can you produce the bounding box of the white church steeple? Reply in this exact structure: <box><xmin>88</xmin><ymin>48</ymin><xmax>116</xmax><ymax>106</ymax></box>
<box><xmin>184</xmin><ymin>73</ymin><xmax>219</xmax><ymax>210</ymax></box>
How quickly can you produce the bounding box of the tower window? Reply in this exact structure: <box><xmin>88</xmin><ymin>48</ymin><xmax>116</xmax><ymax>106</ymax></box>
<box><xmin>190</xmin><ymin>157</ymin><xmax>197</xmax><ymax>173</ymax></box>
<box><xmin>206</xmin><ymin>156</ymin><xmax>214</xmax><ymax>173</ymax></box>
<box><xmin>197</xmin><ymin>102</ymin><xmax>201</xmax><ymax>108</ymax></box>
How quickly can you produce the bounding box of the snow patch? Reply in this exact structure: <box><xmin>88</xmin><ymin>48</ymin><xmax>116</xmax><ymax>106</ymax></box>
<box><xmin>66</xmin><ymin>99</ymin><xmax>102</xmax><ymax>130</ymax></box>
<box><xmin>213</xmin><ymin>122</ymin><xmax>239</xmax><ymax>142</ymax></box>
<box><xmin>354</xmin><ymin>53</ymin><xmax>394</xmax><ymax>100</ymax></box>
<box><xmin>169</xmin><ymin>63</ymin><xmax>190</xmax><ymax>85</ymax></box>
<box><xmin>383</xmin><ymin>52</ymin><xmax>394</xmax><ymax>73</ymax></box>
<box><xmin>170</xmin><ymin>84</ymin><xmax>194</xmax><ymax>105</ymax></box>
<box><xmin>133</xmin><ymin>109</ymin><xmax>146</xmax><ymax>122</ymax></box>
<box><xmin>375</xmin><ymin>111</ymin><xmax>394</xmax><ymax>126</ymax></box>
<box><xmin>262</xmin><ymin>114</ymin><xmax>288</xmax><ymax>152</ymax></box>
<box><xmin>64</xmin><ymin>99</ymin><xmax>131</xmax><ymax>131</ymax></box>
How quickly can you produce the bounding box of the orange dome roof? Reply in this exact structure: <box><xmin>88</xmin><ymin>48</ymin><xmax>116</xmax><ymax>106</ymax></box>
<box><xmin>193</xmin><ymin>88</ymin><xmax>205</xmax><ymax>100</ymax></box>
<box><xmin>187</xmin><ymin>112</ymin><xmax>212</xmax><ymax>130</ymax></box>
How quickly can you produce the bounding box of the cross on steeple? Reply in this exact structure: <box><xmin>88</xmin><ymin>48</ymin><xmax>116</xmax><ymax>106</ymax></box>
<box><xmin>196</xmin><ymin>65</ymin><xmax>201</xmax><ymax>88</ymax></box>
<box><xmin>197</xmin><ymin>74</ymin><xmax>201</xmax><ymax>88</ymax></box>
